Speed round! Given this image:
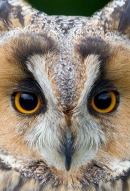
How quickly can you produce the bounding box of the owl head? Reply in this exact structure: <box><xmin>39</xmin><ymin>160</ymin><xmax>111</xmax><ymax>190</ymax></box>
<box><xmin>0</xmin><ymin>0</ymin><xmax>130</xmax><ymax>190</ymax></box>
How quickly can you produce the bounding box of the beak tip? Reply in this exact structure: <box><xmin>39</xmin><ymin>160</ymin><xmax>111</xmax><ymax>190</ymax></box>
<box><xmin>63</xmin><ymin>152</ymin><xmax>73</xmax><ymax>171</ymax></box>
<box><xmin>65</xmin><ymin>160</ymin><xmax>71</xmax><ymax>171</ymax></box>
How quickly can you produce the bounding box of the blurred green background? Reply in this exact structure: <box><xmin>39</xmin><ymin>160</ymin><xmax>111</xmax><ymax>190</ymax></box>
<box><xmin>26</xmin><ymin>0</ymin><xmax>110</xmax><ymax>16</ymax></box>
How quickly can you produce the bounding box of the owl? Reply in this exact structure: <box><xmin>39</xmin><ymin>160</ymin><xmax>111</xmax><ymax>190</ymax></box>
<box><xmin>0</xmin><ymin>0</ymin><xmax>130</xmax><ymax>190</ymax></box>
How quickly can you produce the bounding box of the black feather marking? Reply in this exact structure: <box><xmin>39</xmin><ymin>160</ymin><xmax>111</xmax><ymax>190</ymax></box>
<box><xmin>0</xmin><ymin>1</ymin><xmax>24</xmax><ymax>27</ymax></box>
<box><xmin>77</xmin><ymin>37</ymin><xmax>110</xmax><ymax>63</ymax></box>
<box><xmin>0</xmin><ymin>1</ymin><xmax>11</xmax><ymax>25</ymax></box>
<box><xmin>13</xmin><ymin>176</ymin><xmax>26</xmax><ymax>191</ymax></box>
<box><xmin>118</xmin><ymin>0</ymin><xmax>130</xmax><ymax>33</ymax></box>
<box><xmin>12</xmin><ymin>33</ymin><xmax>58</xmax><ymax>65</ymax></box>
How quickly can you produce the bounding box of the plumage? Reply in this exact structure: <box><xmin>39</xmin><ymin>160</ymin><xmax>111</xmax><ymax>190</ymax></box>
<box><xmin>0</xmin><ymin>0</ymin><xmax>130</xmax><ymax>190</ymax></box>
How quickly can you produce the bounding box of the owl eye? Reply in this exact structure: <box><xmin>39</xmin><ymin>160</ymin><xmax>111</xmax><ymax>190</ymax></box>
<box><xmin>91</xmin><ymin>91</ymin><xmax>117</xmax><ymax>114</ymax></box>
<box><xmin>14</xmin><ymin>92</ymin><xmax>41</xmax><ymax>114</ymax></box>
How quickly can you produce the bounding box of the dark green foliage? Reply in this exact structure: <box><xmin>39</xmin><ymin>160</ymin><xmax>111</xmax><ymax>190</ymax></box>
<box><xmin>26</xmin><ymin>0</ymin><xmax>110</xmax><ymax>16</ymax></box>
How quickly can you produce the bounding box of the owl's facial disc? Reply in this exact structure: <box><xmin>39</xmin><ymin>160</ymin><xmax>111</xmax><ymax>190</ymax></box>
<box><xmin>8</xmin><ymin>37</ymin><xmax>113</xmax><ymax>174</ymax></box>
<box><xmin>3</xmin><ymin>34</ymin><xmax>120</xmax><ymax>173</ymax></box>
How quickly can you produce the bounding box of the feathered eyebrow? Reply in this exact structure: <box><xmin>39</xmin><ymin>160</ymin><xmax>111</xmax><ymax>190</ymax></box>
<box><xmin>0</xmin><ymin>33</ymin><xmax>58</xmax><ymax>81</ymax></box>
<box><xmin>76</xmin><ymin>37</ymin><xmax>112</xmax><ymax>92</ymax></box>
<box><xmin>77</xmin><ymin>37</ymin><xmax>110</xmax><ymax>63</ymax></box>
<box><xmin>11</xmin><ymin>33</ymin><xmax>58</xmax><ymax>65</ymax></box>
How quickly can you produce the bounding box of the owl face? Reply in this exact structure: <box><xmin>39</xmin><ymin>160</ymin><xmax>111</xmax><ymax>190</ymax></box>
<box><xmin>0</xmin><ymin>0</ymin><xmax>130</xmax><ymax>190</ymax></box>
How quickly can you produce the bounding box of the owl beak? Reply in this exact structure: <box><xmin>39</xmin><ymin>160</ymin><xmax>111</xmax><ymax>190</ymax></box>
<box><xmin>61</xmin><ymin>137</ymin><xmax>74</xmax><ymax>171</ymax></box>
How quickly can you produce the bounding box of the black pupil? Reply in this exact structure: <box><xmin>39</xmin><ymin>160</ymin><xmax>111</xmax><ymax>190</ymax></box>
<box><xmin>19</xmin><ymin>93</ymin><xmax>38</xmax><ymax>111</ymax></box>
<box><xmin>94</xmin><ymin>91</ymin><xmax>111</xmax><ymax>110</ymax></box>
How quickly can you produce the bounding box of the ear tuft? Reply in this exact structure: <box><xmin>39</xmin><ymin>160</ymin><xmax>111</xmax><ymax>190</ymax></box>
<box><xmin>94</xmin><ymin>0</ymin><xmax>130</xmax><ymax>37</ymax></box>
<box><xmin>0</xmin><ymin>0</ymin><xmax>39</xmax><ymax>33</ymax></box>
